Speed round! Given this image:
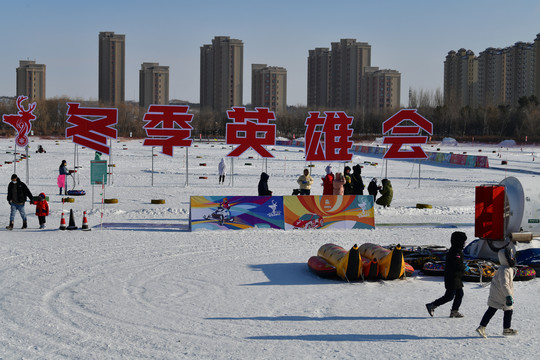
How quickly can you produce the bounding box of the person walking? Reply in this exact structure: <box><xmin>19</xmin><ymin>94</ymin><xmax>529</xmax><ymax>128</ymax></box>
<box><xmin>476</xmin><ymin>248</ymin><xmax>518</xmax><ymax>338</ymax></box>
<box><xmin>426</xmin><ymin>231</ymin><xmax>468</xmax><ymax>318</ymax></box>
<box><xmin>218</xmin><ymin>158</ymin><xmax>227</xmax><ymax>184</ymax></box>
<box><xmin>6</xmin><ymin>174</ymin><xmax>33</xmax><ymax>230</ymax></box>
<box><xmin>297</xmin><ymin>169</ymin><xmax>314</xmax><ymax>195</ymax></box>
<box><xmin>58</xmin><ymin>160</ymin><xmax>69</xmax><ymax>195</ymax></box>
<box><xmin>321</xmin><ymin>165</ymin><xmax>334</xmax><ymax>195</ymax></box>
<box><xmin>34</xmin><ymin>192</ymin><xmax>50</xmax><ymax>229</ymax></box>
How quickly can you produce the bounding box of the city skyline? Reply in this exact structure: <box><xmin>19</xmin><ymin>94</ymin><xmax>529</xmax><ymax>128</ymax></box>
<box><xmin>1</xmin><ymin>0</ymin><xmax>539</xmax><ymax>106</ymax></box>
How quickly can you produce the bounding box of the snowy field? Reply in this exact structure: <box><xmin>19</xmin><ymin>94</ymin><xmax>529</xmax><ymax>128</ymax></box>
<box><xmin>1</xmin><ymin>137</ymin><xmax>539</xmax><ymax>359</ymax></box>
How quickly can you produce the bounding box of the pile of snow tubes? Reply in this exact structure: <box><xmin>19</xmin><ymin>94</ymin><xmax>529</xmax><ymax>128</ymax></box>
<box><xmin>307</xmin><ymin>243</ymin><xmax>413</xmax><ymax>281</ymax></box>
<box><xmin>422</xmin><ymin>259</ymin><xmax>536</xmax><ymax>282</ymax></box>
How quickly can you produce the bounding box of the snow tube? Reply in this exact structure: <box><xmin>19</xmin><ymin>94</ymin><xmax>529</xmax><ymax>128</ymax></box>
<box><xmin>317</xmin><ymin>243</ymin><xmax>363</xmax><ymax>281</ymax></box>
<box><xmin>359</xmin><ymin>243</ymin><xmax>405</xmax><ymax>280</ymax></box>
<box><xmin>516</xmin><ymin>248</ymin><xmax>540</xmax><ymax>276</ymax></box>
<box><xmin>422</xmin><ymin>260</ymin><xmax>496</xmax><ymax>282</ymax></box>
<box><xmin>393</xmin><ymin>244</ymin><xmax>447</xmax><ymax>270</ymax></box>
<box><xmin>67</xmin><ymin>189</ymin><xmax>86</xmax><ymax>196</ymax></box>
<box><xmin>421</xmin><ymin>261</ymin><xmax>445</xmax><ymax>276</ymax></box>
<box><xmin>307</xmin><ymin>256</ymin><xmax>338</xmax><ymax>278</ymax></box>
<box><xmin>514</xmin><ymin>265</ymin><xmax>536</xmax><ymax>281</ymax></box>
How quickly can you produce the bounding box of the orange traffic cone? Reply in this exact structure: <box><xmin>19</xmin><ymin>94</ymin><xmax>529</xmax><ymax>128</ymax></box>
<box><xmin>59</xmin><ymin>212</ymin><xmax>66</xmax><ymax>230</ymax></box>
<box><xmin>67</xmin><ymin>209</ymin><xmax>78</xmax><ymax>230</ymax></box>
<box><xmin>81</xmin><ymin>211</ymin><xmax>91</xmax><ymax>231</ymax></box>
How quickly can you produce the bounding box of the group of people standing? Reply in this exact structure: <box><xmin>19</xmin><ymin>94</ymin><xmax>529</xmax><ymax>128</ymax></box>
<box><xmin>318</xmin><ymin>164</ymin><xmax>393</xmax><ymax>207</ymax></box>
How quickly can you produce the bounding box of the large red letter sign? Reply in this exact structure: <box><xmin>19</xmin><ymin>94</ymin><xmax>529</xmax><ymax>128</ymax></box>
<box><xmin>304</xmin><ymin>111</ymin><xmax>353</xmax><ymax>161</ymax></box>
<box><xmin>142</xmin><ymin>105</ymin><xmax>193</xmax><ymax>156</ymax></box>
<box><xmin>382</xmin><ymin>109</ymin><xmax>433</xmax><ymax>159</ymax></box>
<box><xmin>65</xmin><ymin>103</ymin><xmax>118</xmax><ymax>155</ymax></box>
<box><xmin>2</xmin><ymin>96</ymin><xmax>36</xmax><ymax>147</ymax></box>
<box><xmin>226</xmin><ymin>107</ymin><xmax>276</xmax><ymax>158</ymax></box>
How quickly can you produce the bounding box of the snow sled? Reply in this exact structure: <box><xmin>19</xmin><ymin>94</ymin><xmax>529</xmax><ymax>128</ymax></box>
<box><xmin>386</xmin><ymin>244</ymin><xmax>447</xmax><ymax>270</ymax></box>
<box><xmin>464</xmin><ymin>238</ymin><xmax>540</xmax><ymax>277</ymax></box>
<box><xmin>203</xmin><ymin>206</ymin><xmax>234</xmax><ymax>226</ymax></box>
<box><xmin>422</xmin><ymin>259</ymin><xmax>495</xmax><ymax>282</ymax></box>
<box><xmin>516</xmin><ymin>247</ymin><xmax>540</xmax><ymax>276</ymax></box>
<box><xmin>307</xmin><ymin>243</ymin><xmax>413</xmax><ymax>281</ymax></box>
<box><xmin>422</xmin><ymin>259</ymin><xmax>535</xmax><ymax>282</ymax></box>
<box><xmin>67</xmin><ymin>189</ymin><xmax>86</xmax><ymax>196</ymax></box>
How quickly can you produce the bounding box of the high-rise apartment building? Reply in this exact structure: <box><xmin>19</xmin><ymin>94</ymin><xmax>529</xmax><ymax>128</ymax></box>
<box><xmin>444</xmin><ymin>49</ymin><xmax>478</xmax><ymax>108</ymax></box>
<box><xmin>330</xmin><ymin>39</ymin><xmax>371</xmax><ymax>110</ymax></box>
<box><xmin>446</xmin><ymin>33</ymin><xmax>540</xmax><ymax>108</ymax></box>
<box><xmin>307</xmin><ymin>48</ymin><xmax>331</xmax><ymax>108</ymax></box>
<box><xmin>307</xmin><ymin>39</ymin><xmax>399</xmax><ymax>112</ymax></box>
<box><xmin>139</xmin><ymin>62</ymin><xmax>169</xmax><ymax>108</ymax></box>
<box><xmin>363</xmin><ymin>68</ymin><xmax>401</xmax><ymax>112</ymax></box>
<box><xmin>535</xmin><ymin>33</ymin><xmax>540</xmax><ymax>97</ymax></box>
<box><xmin>99</xmin><ymin>31</ymin><xmax>125</xmax><ymax>106</ymax></box>
<box><xmin>200</xmin><ymin>36</ymin><xmax>243</xmax><ymax>113</ymax></box>
<box><xmin>251</xmin><ymin>64</ymin><xmax>287</xmax><ymax>114</ymax></box>
<box><xmin>16</xmin><ymin>60</ymin><xmax>46</xmax><ymax>101</ymax></box>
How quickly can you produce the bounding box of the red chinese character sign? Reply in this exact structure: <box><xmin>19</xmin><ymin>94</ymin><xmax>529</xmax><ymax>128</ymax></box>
<box><xmin>382</xmin><ymin>109</ymin><xmax>433</xmax><ymax>159</ymax></box>
<box><xmin>142</xmin><ymin>105</ymin><xmax>193</xmax><ymax>156</ymax></box>
<box><xmin>2</xmin><ymin>96</ymin><xmax>37</xmax><ymax>147</ymax></box>
<box><xmin>226</xmin><ymin>107</ymin><xmax>276</xmax><ymax>158</ymax></box>
<box><xmin>304</xmin><ymin>111</ymin><xmax>353</xmax><ymax>161</ymax></box>
<box><xmin>65</xmin><ymin>103</ymin><xmax>118</xmax><ymax>155</ymax></box>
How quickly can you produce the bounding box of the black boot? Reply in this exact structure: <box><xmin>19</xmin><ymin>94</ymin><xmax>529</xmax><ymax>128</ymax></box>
<box><xmin>21</xmin><ymin>220</ymin><xmax>27</xmax><ymax>229</ymax></box>
<box><xmin>6</xmin><ymin>221</ymin><xmax>14</xmax><ymax>230</ymax></box>
<box><xmin>59</xmin><ymin>188</ymin><xmax>62</xmax><ymax>195</ymax></box>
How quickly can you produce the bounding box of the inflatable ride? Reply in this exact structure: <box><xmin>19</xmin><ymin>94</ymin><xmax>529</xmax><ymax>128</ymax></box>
<box><xmin>308</xmin><ymin>243</ymin><xmax>412</xmax><ymax>281</ymax></box>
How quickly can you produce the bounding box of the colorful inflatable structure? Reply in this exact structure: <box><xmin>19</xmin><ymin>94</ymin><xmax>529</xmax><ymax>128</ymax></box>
<box><xmin>308</xmin><ymin>243</ymin><xmax>411</xmax><ymax>281</ymax></box>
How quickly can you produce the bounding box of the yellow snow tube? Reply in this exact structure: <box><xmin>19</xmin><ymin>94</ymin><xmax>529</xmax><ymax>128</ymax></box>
<box><xmin>318</xmin><ymin>243</ymin><xmax>363</xmax><ymax>281</ymax></box>
<box><xmin>359</xmin><ymin>243</ymin><xmax>404</xmax><ymax>280</ymax></box>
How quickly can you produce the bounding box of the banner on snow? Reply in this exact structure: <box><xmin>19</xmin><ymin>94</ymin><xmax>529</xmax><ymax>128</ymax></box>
<box><xmin>190</xmin><ymin>195</ymin><xmax>374</xmax><ymax>231</ymax></box>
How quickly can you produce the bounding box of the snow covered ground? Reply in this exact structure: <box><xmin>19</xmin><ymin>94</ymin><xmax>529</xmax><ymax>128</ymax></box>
<box><xmin>1</xmin><ymin>137</ymin><xmax>539</xmax><ymax>359</ymax></box>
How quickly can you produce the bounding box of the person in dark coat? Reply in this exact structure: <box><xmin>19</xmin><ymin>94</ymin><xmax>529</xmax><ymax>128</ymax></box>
<box><xmin>258</xmin><ymin>172</ymin><xmax>272</xmax><ymax>196</ymax></box>
<box><xmin>367</xmin><ymin>178</ymin><xmax>380</xmax><ymax>201</ymax></box>
<box><xmin>426</xmin><ymin>231</ymin><xmax>468</xmax><ymax>318</ymax></box>
<box><xmin>343</xmin><ymin>166</ymin><xmax>353</xmax><ymax>195</ymax></box>
<box><xmin>351</xmin><ymin>164</ymin><xmax>364</xmax><ymax>195</ymax></box>
<box><xmin>6</xmin><ymin>174</ymin><xmax>33</xmax><ymax>230</ymax></box>
<box><xmin>375</xmin><ymin>178</ymin><xmax>393</xmax><ymax>207</ymax></box>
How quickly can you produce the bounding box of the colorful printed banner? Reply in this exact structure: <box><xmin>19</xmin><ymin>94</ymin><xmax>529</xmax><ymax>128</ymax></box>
<box><xmin>190</xmin><ymin>195</ymin><xmax>375</xmax><ymax>231</ymax></box>
<box><xmin>190</xmin><ymin>196</ymin><xmax>284</xmax><ymax>231</ymax></box>
<box><xmin>283</xmin><ymin>195</ymin><xmax>374</xmax><ymax>230</ymax></box>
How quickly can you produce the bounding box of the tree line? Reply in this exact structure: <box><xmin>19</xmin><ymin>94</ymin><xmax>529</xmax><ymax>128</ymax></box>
<box><xmin>1</xmin><ymin>91</ymin><xmax>539</xmax><ymax>143</ymax></box>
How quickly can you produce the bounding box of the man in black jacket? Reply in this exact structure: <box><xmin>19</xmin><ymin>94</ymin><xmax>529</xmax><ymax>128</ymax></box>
<box><xmin>425</xmin><ymin>231</ymin><xmax>468</xmax><ymax>318</ymax></box>
<box><xmin>6</xmin><ymin>174</ymin><xmax>33</xmax><ymax>230</ymax></box>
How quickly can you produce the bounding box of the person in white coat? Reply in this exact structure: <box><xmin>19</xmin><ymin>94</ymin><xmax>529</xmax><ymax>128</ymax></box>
<box><xmin>476</xmin><ymin>248</ymin><xmax>518</xmax><ymax>338</ymax></box>
<box><xmin>218</xmin><ymin>158</ymin><xmax>227</xmax><ymax>184</ymax></box>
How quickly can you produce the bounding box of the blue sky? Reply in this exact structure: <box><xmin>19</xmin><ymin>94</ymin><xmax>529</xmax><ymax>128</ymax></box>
<box><xmin>1</xmin><ymin>0</ymin><xmax>539</xmax><ymax>106</ymax></box>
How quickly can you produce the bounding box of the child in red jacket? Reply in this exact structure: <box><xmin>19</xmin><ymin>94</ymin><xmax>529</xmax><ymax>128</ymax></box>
<box><xmin>34</xmin><ymin>193</ymin><xmax>49</xmax><ymax>229</ymax></box>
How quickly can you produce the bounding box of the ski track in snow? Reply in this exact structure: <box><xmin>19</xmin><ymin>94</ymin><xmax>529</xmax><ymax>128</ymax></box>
<box><xmin>0</xmin><ymin>138</ymin><xmax>539</xmax><ymax>359</ymax></box>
